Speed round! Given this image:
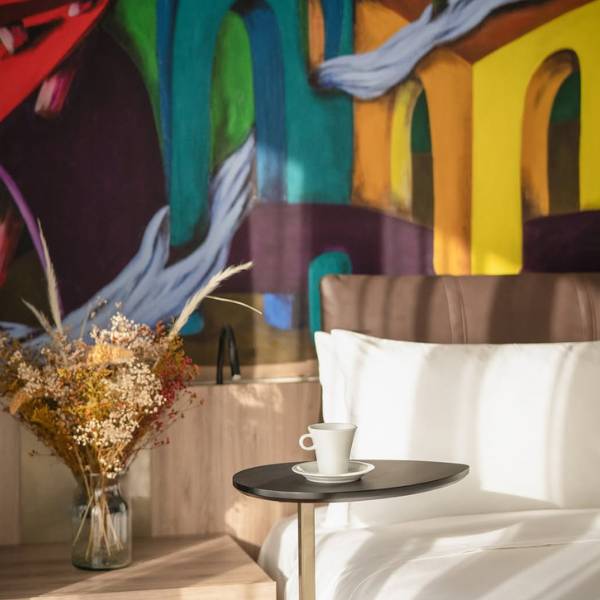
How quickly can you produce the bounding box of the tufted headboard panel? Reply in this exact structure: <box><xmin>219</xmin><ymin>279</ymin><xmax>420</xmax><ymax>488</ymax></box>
<box><xmin>320</xmin><ymin>273</ymin><xmax>600</xmax><ymax>343</ymax></box>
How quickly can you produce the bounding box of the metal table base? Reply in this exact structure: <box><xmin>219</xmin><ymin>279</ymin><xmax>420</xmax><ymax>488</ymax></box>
<box><xmin>298</xmin><ymin>503</ymin><xmax>316</xmax><ymax>600</ymax></box>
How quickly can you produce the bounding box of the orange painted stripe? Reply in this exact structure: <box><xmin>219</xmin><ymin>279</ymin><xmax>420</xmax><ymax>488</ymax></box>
<box><xmin>307</xmin><ymin>0</ymin><xmax>325</xmax><ymax>71</ymax></box>
<box><xmin>417</xmin><ymin>49</ymin><xmax>472</xmax><ymax>274</ymax></box>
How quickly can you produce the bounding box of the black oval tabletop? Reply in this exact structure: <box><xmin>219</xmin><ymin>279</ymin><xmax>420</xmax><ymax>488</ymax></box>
<box><xmin>233</xmin><ymin>460</ymin><xmax>469</xmax><ymax>503</ymax></box>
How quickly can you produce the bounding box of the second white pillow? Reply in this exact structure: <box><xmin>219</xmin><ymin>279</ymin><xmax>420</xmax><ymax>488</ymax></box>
<box><xmin>326</xmin><ymin>329</ymin><xmax>600</xmax><ymax>527</ymax></box>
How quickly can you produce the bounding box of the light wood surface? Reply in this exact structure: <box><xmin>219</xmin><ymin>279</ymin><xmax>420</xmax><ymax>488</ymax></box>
<box><xmin>194</xmin><ymin>362</ymin><xmax>318</xmax><ymax>383</ymax></box>
<box><xmin>151</xmin><ymin>381</ymin><xmax>321</xmax><ymax>557</ymax></box>
<box><xmin>0</xmin><ymin>411</ymin><xmax>20</xmax><ymax>545</ymax></box>
<box><xmin>0</xmin><ymin>535</ymin><xmax>275</xmax><ymax>600</ymax></box>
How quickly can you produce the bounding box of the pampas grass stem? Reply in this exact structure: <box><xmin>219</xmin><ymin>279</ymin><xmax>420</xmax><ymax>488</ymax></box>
<box><xmin>38</xmin><ymin>222</ymin><xmax>63</xmax><ymax>334</ymax></box>
<box><xmin>168</xmin><ymin>262</ymin><xmax>253</xmax><ymax>339</ymax></box>
<box><xmin>205</xmin><ymin>294</ymin><xmax>262</xmax><ymax>315</ymax></box>
<box><xmin>22</xmin><ymin>299</ymin><xmax>56</xmax><ymax>338</ymax></box>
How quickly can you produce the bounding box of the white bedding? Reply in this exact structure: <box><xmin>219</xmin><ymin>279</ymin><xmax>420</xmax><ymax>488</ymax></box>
<box><xmin>259</xmin><ymin>508</ymin><xmax>600</xmax><ymax>600</ymax></box>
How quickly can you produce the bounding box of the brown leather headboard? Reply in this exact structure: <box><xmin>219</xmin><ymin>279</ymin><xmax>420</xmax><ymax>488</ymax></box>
<box><xmin>320</xmin><ymin>273</ymin><xmax>600</xmax><ymax>343</ymax></box>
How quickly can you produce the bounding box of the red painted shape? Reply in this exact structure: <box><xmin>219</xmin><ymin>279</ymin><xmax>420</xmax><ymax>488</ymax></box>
<box><xmin>24</xmin><ymin>5</ymin><xmax>71</xmax><ymax>26</ymax></box>
<box><xmin>0</xmin><ymin>23</ymin><xmax>27</xmax><ymax>58</ymax></box>
<box><xmin>0</xmin><ymin>0</ymin><xmax>108</xmax><ymax>122</ymax></box>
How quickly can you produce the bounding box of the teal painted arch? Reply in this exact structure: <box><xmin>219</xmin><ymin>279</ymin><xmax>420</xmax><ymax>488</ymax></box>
<box><xmin>169</xmin><ymin>0</ymin><xmax>354</xmax><ymax>247</ymax></box>
<box><xmin>308</xmin><ymin>251</ymin><xmax>352</xmax><ymax>336</ymax></box>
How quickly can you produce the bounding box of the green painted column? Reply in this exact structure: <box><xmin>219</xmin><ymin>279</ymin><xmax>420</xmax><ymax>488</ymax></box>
<box><xmin>210</xmin><ymin>12</ymin><xmax>255</xmax><ymax>171</ymax></box>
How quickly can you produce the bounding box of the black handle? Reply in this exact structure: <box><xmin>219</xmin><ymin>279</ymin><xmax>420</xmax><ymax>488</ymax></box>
<box><xmin>216</xmin><ymin>325</ymin><xmax>241</xmax><ymax>384</ymax></box>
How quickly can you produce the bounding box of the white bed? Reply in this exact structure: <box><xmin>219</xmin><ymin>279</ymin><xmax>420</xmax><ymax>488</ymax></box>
<box><xmin>260</xmin><ymin>507</ymin><xmax>600</xmax><ymax>600</ymax></box>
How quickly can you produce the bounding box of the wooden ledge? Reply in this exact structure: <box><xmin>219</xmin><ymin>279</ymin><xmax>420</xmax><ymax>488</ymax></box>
<box><xmin>0</xmin><ymin>535</ymin><xmax>275</xmax><ymax>600</ymax></box>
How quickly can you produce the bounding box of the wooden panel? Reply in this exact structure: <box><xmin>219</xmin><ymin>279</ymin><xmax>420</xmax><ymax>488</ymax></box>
<box><xmin>20</xmin><ymin>430</ymin><xmax>73</xmax><ymax>544</ymax></box>
<box><xmin>19</xmin><ymin>433</ymin><xmax>152</xmax><ymax>544</ymax></box>
<box><xmin>0</xmin><ymin>535</ymin><xmax>275</xmax><ymax>600</ymax></box>
<box><xmin>151</xmin><ymin>381</ymin><xmax>321</xmax><ymax>556</ymax></box>
<box><xmin>0</xmin><ymin>411</ymin><xmax>20</xmax><ymax>545</ymax></box>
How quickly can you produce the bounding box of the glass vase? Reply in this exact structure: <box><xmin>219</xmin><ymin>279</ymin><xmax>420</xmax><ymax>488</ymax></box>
<box><xmin>71</xmin><ymin>473</ymin><xmax>132</xmax><ymax>570</ymax></box>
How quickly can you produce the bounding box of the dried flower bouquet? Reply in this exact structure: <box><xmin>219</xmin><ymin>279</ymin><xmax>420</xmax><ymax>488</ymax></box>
<box><xmin>0</xmin><ymin>229</ymin><xmax>254</xmax><ymax>567</ymax></box>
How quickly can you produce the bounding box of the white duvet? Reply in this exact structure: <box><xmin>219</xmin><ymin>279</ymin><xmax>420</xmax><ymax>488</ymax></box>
<box><xmin>259</xmin><ymin>508</ymin><xmax>600</xmax><ymax>600</ymax></box>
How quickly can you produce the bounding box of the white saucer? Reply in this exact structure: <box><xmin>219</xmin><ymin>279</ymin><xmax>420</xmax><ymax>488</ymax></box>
<box><xmin>292</xmin><ymin>461</ymin><xmax>375</xmax><ymax>484</ymax></box>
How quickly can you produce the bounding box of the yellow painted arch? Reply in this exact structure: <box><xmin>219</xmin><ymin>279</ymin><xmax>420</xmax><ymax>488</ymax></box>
<box><xmin>390</xmin><ymin>79</ymin><xmax>423</xmax><ymax>215</ymax></box>
<box><xmin>521</xmin><ymin>51</ymin><xmax>578</xmax><ymax>220</ymax></box>
<box><xmin>471</xmin><ymin>0</ymin><xmax>600</xmax><ymax>274</ymax></box>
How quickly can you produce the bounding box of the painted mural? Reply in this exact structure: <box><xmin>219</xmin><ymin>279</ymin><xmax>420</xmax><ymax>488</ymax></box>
<box><xmin>0</xmin><ymin>0</ymin><xmax>599</xmax><ymax>368</ymax></box>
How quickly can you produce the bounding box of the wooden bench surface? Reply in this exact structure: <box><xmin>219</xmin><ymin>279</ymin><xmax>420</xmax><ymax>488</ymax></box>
<box><xmin>0</xmin><ymin>535</ymin><xmax>275</xmax><ymax>600</ymax></box>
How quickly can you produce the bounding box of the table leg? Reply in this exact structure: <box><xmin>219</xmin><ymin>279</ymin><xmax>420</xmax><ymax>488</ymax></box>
<box><xmin>298</xmin><ymin>503</ymin><xmax>316</xmax><ymax>600</ymax></box>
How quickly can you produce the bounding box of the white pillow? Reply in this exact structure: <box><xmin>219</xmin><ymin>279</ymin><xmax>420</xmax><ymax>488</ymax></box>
<box><xmin>320</xmin><ymin>329</ymin><xmax>600</xmax><ymax>527</ymax></box>
<box><xmin>314</xmin><ymin>332</ymin><xmax>348</xmax><ymax>423</ymax></box>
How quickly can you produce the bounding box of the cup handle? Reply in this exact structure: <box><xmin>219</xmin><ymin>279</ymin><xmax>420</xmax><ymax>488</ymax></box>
<box><xmin>299</xmin><ymin>433</ymin><xmax>315</xmax><ymax>451</ymax></box>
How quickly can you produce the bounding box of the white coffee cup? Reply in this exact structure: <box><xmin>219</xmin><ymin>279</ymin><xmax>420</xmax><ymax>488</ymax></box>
<box><xmin>299</xmin><ymin>423</ymin><xmax>357</xmax><ymax>475</ymax></box>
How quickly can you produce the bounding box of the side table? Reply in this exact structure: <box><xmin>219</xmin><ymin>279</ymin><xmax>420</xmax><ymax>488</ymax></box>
<box><xmin>0</xmin><ymin>535</ymin><xmax>275</xmax><ymax>600</ymax></box>
<box><xmin>233</xmin><ymin>459</ymin><xmax>469</xmax><ymax>600</ymax></box>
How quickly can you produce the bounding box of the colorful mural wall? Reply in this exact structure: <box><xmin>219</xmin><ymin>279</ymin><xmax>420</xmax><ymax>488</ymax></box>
<box><xmin>1</xmin><ymin>0</ymin><xmax>599</xmax><ymax>368</ymax></box>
